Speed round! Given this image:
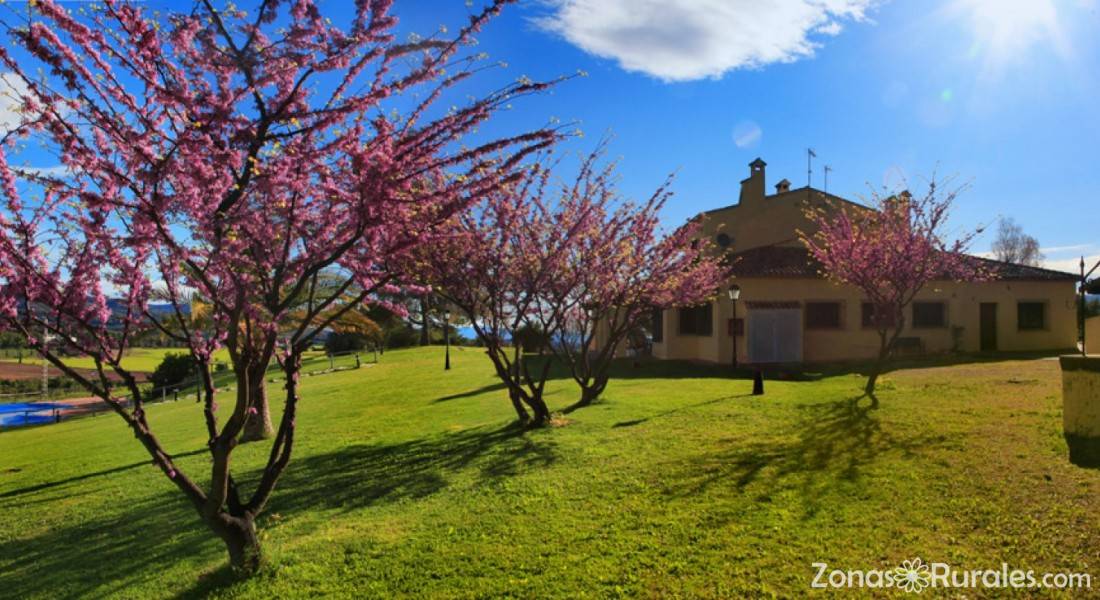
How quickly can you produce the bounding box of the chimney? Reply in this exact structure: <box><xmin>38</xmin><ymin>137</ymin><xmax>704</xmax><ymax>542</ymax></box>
<box><xmin>739</xmin><ymin>158</ymin><xmax>766</xmax><ymax>206</ymax></box>
<box><xmin>775</xmin><ymin>178</ymin><xmax>791</xmax><ymax>194</ymax></box>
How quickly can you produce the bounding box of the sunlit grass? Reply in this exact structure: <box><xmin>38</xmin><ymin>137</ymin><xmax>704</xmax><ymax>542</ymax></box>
<box><xmin>0</xmin><ymin>347</ymin><xmax>1096</xmax><ymax>598</ymax></box>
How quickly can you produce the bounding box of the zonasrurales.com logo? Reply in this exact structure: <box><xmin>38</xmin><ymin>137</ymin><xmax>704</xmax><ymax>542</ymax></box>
<box><xmin>812</xmin><ymin>559</ymin><xmax>1091</xmax><ymax>593</ymax></box>
<box><xmin>893</xmin><ymin>558</ymin><xmax>932</xmax><ymax>594</ymax></box>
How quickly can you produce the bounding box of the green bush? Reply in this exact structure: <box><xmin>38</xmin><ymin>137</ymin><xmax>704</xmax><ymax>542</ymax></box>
<box><xmin>384</xmin><ymin>326</ymin><xmax>421</xmax><ymax>349</ymax></box>
<box><xmin>149</xmin><ymin>353</ymin><xmax>195</xmax><ymax>390</ymax></box>
<box><xmin>324</xmin><ymin>332</ymin><xmax>371</xmax><ymax>354</ymax></box>
<box><xmin>0</xmin><ymin>376</ymin><xmax>80</xmax><ymax>397</ymax></box>
<box><xmin>0</xmin><ymin>331</ymin><xmax>27</xmax><ymax>349</ymax></box>
<box><xmin>513</xmin><ymin>323</ymin><xmax>548</xmax><ymax>353</ymax></box>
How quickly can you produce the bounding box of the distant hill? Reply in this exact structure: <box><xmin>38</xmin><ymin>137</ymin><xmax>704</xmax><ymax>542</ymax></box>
<box><xmin>104</xmin><ymin>300</ymin><xmax>190</xmax><ymax>328</ymax></box>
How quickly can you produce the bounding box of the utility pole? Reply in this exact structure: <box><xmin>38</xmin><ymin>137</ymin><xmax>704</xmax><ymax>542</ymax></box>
<box><xmin>824</xmin><ymin>165</ymin><xmax>832</xmax><ymax>194</ymax></box>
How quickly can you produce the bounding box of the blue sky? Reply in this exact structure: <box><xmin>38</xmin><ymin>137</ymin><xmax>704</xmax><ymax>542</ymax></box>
<box><xmin>1</xmin><ymin>0</ymin><xmax>1097</xmax><ymax>273</ymax></box>
<box><xmin>388</xmin><ymin>0</ymin><xmax>1100</xmax><ymax>273</ymax></box>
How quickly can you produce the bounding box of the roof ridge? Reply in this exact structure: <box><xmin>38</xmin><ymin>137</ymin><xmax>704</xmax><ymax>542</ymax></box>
<box><xmin>965</xmin><ymin>254</ymin><xmax>1078</xmax><ymax>279</ymax></box>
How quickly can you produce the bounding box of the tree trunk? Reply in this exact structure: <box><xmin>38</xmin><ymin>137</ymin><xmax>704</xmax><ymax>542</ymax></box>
<box><xmin>567</xmin><ymin>382</ymin><xmax>603</xmax><ymax>412</ymax></box>
<box><xmin>864</xmin><ymin>362</ymin><xmax>882</xmax><ymax>408</ymax></box>
<box><xmin>419</xmin><ymin>296</ymin><xmax>431</xmax><ymax>346</ymax></box>
<box><xmin>212</xmin><ymin>513</ymin><xmax>262</xmax><ymax>574</ymax></box>
<box><xmin>864</xmin><ymin>328</ymin><xmax>896</xmax><ymax>408</ymax></box>
<box><xmin>525</xmin><ymin>394</ymin><xmax>551</xmax><ymax>426</ymax></box>
<box><xmin>577</xmin><ymin>385</ymin><xmax>600</xmax><ymax>407</ymax></box>
<box><xmin>864</xmin><ymin>368</ymin><xmax>879</xmax><ymax>395</ymax></box>
<box><xmin>509</xmin><ymin>388</ymin><xmax>531</xmax><ymax>423</ymax></box>
<box><xmin>240</xmin><ymin>364</ymin><xmax>274</xmax><ymax>442</ymax></box>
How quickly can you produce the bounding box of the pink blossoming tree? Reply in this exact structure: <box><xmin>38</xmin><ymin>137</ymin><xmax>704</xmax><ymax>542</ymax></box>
<box><xmin>528</xmin><ymin>149</ymin><xmax>727</xmax><ymax>409</ymax></box>
<box><xmin>0</xmin><ymin>0</ymin><xmax>560</xmax><ymax>572</ymax></box>
<box><xmin>800</xmin><ymin>183</ymin><xmax>985</xmax><ymax>403</ymax></box>
<box><xmin>420</xmin><ymin>148</ymin><xmax>726</xmax><ymax>421</ymax></box>
<box><xmin>417</xmin><ymin>169</ymin><xmax>561</xmax><ymax>425</ymax></box>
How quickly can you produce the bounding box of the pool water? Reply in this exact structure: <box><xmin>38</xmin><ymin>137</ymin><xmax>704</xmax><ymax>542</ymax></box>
<box><xmin>0</xmin><ymin>402</ymin><xmax>68</xmax><ymax>427</ymax></box>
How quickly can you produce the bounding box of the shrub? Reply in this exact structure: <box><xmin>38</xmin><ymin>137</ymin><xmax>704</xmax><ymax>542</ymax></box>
<box><xmin>384</xmin><ymin>326</ymin><xmax>421</xmax><ymax>349</ymax></box>
<box><xmin>324</xmin><ymin>331</ymin><xmax>370</xmax><ymax>354</ymax></box>
<box><xmin>513</xmin><ymin>323</ymin><xmax>548</xmax><ymax>354</ymax></box>
<box><xmin>149</xmin><ymin>353</ymin><xmax>195</xmax><ymax>390</ymax></box>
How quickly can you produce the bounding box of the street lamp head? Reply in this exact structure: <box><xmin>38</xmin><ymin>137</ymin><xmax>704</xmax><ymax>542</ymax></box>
<box><xmin>727</xmin><ymin>285</ymin><xmax>741</xmax><ymax>301</ymax></box>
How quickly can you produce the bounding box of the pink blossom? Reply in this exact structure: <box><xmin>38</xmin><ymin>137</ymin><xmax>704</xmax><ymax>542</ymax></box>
<box><xmin>0</xmin><ymin>0</ymin><xmax>560</xmax><ymax>566</ymax></box>
<box><xmin>800</xmin><ymin>181</ymin><xmax>985</xmax><ymax>396</ymax></box>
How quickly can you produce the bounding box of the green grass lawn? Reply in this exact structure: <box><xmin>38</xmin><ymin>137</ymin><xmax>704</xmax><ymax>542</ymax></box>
<box><xmin>1</xmin><ymin>347</ymin><xmax>1097</xmax><ymax>598</ymax></box>
<box><xmin>0</xmin><ymin>348</ymin><xmax>353</xmax><ymax>403</ymax></box>
<box><xmin>0</xmin><ymin>347</ymin><xmax>234</xmax><ymax>373</ymax></box>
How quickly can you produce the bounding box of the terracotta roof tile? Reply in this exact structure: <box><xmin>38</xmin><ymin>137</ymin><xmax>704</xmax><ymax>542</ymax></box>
<box><xmin>725</xmin><ymin>245</ymin><xmax>1078</xmax><ymax>282</ymax></box>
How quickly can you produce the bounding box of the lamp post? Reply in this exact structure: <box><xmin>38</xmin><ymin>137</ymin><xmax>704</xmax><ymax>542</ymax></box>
<box><xmin>444</xmin><ymin>309</ymin><xmax>451</xmax><ymax>371</ymax></box>
<box><xmin>1082</xmin><ymin>256</ymin><xmax>1100</xmax><ymax>356</ymax></box>
<box><xmin>727</xmin><ymin>285</ymin><xmax>741</xmax><ymax>369</ymax></box>
<box><xmin>41</xmin><ymin>326</ymin><xmax>57</xmax><ymax>400</ymax></box>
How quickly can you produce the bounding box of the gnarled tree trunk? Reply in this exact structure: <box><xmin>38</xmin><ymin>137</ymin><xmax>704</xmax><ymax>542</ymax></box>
<box><xmin>240</xmin><ymin>374</ymin><xmax>273</xmax><ymax>442</ymax></box>
<box><xmin>238</xmin><ymin>346</ymin><xmax>275</xmax><ymax>442</ymax></box>
<box><xmin>524</xmin><ymin>393</ymin><xmax>551</xmax><ymax>425</ymax></box>
<box><xmin>574</xmin><ymin>376</ymin><xmax>608</xmax><ymax>409</ymax></box>
<box><xmin>509</xmin><ymin>389</ymin><xmax>531</xmax><ymax>423</ymax></box>
<box><xmin>209</xmin><ymin>512</ymin><xmax>262</xmax><ymax>573</ymax></box>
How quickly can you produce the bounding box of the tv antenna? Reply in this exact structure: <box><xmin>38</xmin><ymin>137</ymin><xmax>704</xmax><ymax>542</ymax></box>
<box><xmin>824</xmin><ymin>165</ymin><xmax>832</xmax><ymax>194</ymax></box>
<box><xmin>806</xmin><ymin>148</ymin><xmax>817</xmax><ymax>187</ymax></box>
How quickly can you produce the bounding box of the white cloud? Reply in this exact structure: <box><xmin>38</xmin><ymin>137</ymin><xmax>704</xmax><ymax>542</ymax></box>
<box><xmin>816</xmin><ymin>21</ymin><xmax>844</xmax><ymax>36</ymax></box>
<box><xmin>731</xmin><ymin>120</ymin><xmax>762</xmax><ymax>148</ymax></box>
<box><xmin>974</xmin><ymin>244</ymin><xmax>1097</xmax><ymax>275</ymax></box>
<box><xmin>11</xmin><ymin>165</ymin><xmax>73</xmax><ymax>179</ymax></box>
<box><xmin>1044</xmin><ymin>254</ymin><xmax>1099</xmax><ymax>275</ymax></box>
<box><xmin>536</xmin><ymin>0</ymin><xmax>875</xmax><ymax>82</ymax></box>
<box><xmin>1041</xmin><ymin>244</ymin><xmax>1100</xmax><ymax>275</ymax></box>
<box><xmin>0</xmin><ymin>72</ymin><xmax>31</xmax><ymax>133</ymax></box>
<box><xmin>1042</xmin><ymin>243</ymin><xmax>1097</xmax><ymax>255</ymax></box>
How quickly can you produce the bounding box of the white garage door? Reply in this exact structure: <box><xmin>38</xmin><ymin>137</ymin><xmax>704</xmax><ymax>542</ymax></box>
<box><xmin>747</xmin><ymin>308</ymin><xmax>803</xmax><ymax>363</ymax></box>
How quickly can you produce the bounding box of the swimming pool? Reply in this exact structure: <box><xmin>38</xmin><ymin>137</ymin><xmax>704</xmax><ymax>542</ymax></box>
<box><xmin>0</xmin><ymin>402</ymin><xmax>67</xmax><ymax>427</ymax></box>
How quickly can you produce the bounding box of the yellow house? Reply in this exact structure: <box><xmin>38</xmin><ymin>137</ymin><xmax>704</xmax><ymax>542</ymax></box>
<box><xmin>649</xmin><ymin>158</ymin><xmax>1079</xmax><ymax>365</ymax></box>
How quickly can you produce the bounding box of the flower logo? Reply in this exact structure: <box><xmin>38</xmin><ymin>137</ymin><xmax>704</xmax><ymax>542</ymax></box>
<box><xmin>894</xmin><ymin>558</ymin><xmax>932</xmax><ymax>594</ymax></box>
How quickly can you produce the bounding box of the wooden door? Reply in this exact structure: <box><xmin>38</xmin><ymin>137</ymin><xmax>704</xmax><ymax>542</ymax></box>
<box><xmin>980</xmin><ymin>303</ymin><xmax>997</xmax><ymax>352</ymax></box>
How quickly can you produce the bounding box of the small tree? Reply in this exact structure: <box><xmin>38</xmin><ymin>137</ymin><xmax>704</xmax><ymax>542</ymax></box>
<box><xmin>528</xmin><ymin>150</ymin><xmax>726</xmax><ymax>408</ymax></box>
<box><xmin>801</xmin><ymin>183</ymin><xmax>984</xmax><ymax>404</ymax></box>
<box><xmin>992</xmin><ymin>217</ymin><xmax>1043</xmax><ymax>266</ymax></box>
<box><xmin>417</xmin><ymin>170</ymin><xmax>563</xmax><ymax>425</ymax></box>
<box><xmin>149</xmin><ymin>353</ymin><xmax>196</xmax><ymax>391</ymax></box>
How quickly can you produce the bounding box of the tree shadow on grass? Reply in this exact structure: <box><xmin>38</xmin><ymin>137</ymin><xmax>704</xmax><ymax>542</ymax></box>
<box><xmin>609</xmin><ymin>394</ymin><xmax>756</xmax><ymax>429</ymax></box>
<box><xmin>660</xmin><ymin>396</ymin><xmax>957</xmax><ymax>519</ymax></box>
<box><xmin>432</xmin><ymin>381</ymin><xmax>507</xmax><ymax>403</ymax></box>
<box><xmin>0</xmin><ymin>423</ymin><xmax>558</xmax><ymax>599</ymax></box>
<box><xmin>0</xmin><ymin>448</ymin><xmax>206</xmax><ymax>501</ymax></box>
<box><xmin>266</xmin><ymin>422</ymin><xmax>558</xmax><ymax>516</ymax></box>
<box><xmin>0</xmin><ymin>487</ymin><xmax>220</xmax><ymax>600</ymax></box>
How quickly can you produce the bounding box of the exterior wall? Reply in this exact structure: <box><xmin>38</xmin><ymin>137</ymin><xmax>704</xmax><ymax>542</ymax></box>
<box><xmin>633</xmin><ymin>159</ymin><xmax>1078</xmax><ymax>365</ymax></box>
<box><xmin>1087</xmin><ymin>316</ymin><xmax>1100</xmax><ymax>355</ymax></box>
<box><xmin>652</xmin><ymin>278</ymin><xmax>1078</xmax><ymax>364</ymax></box>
